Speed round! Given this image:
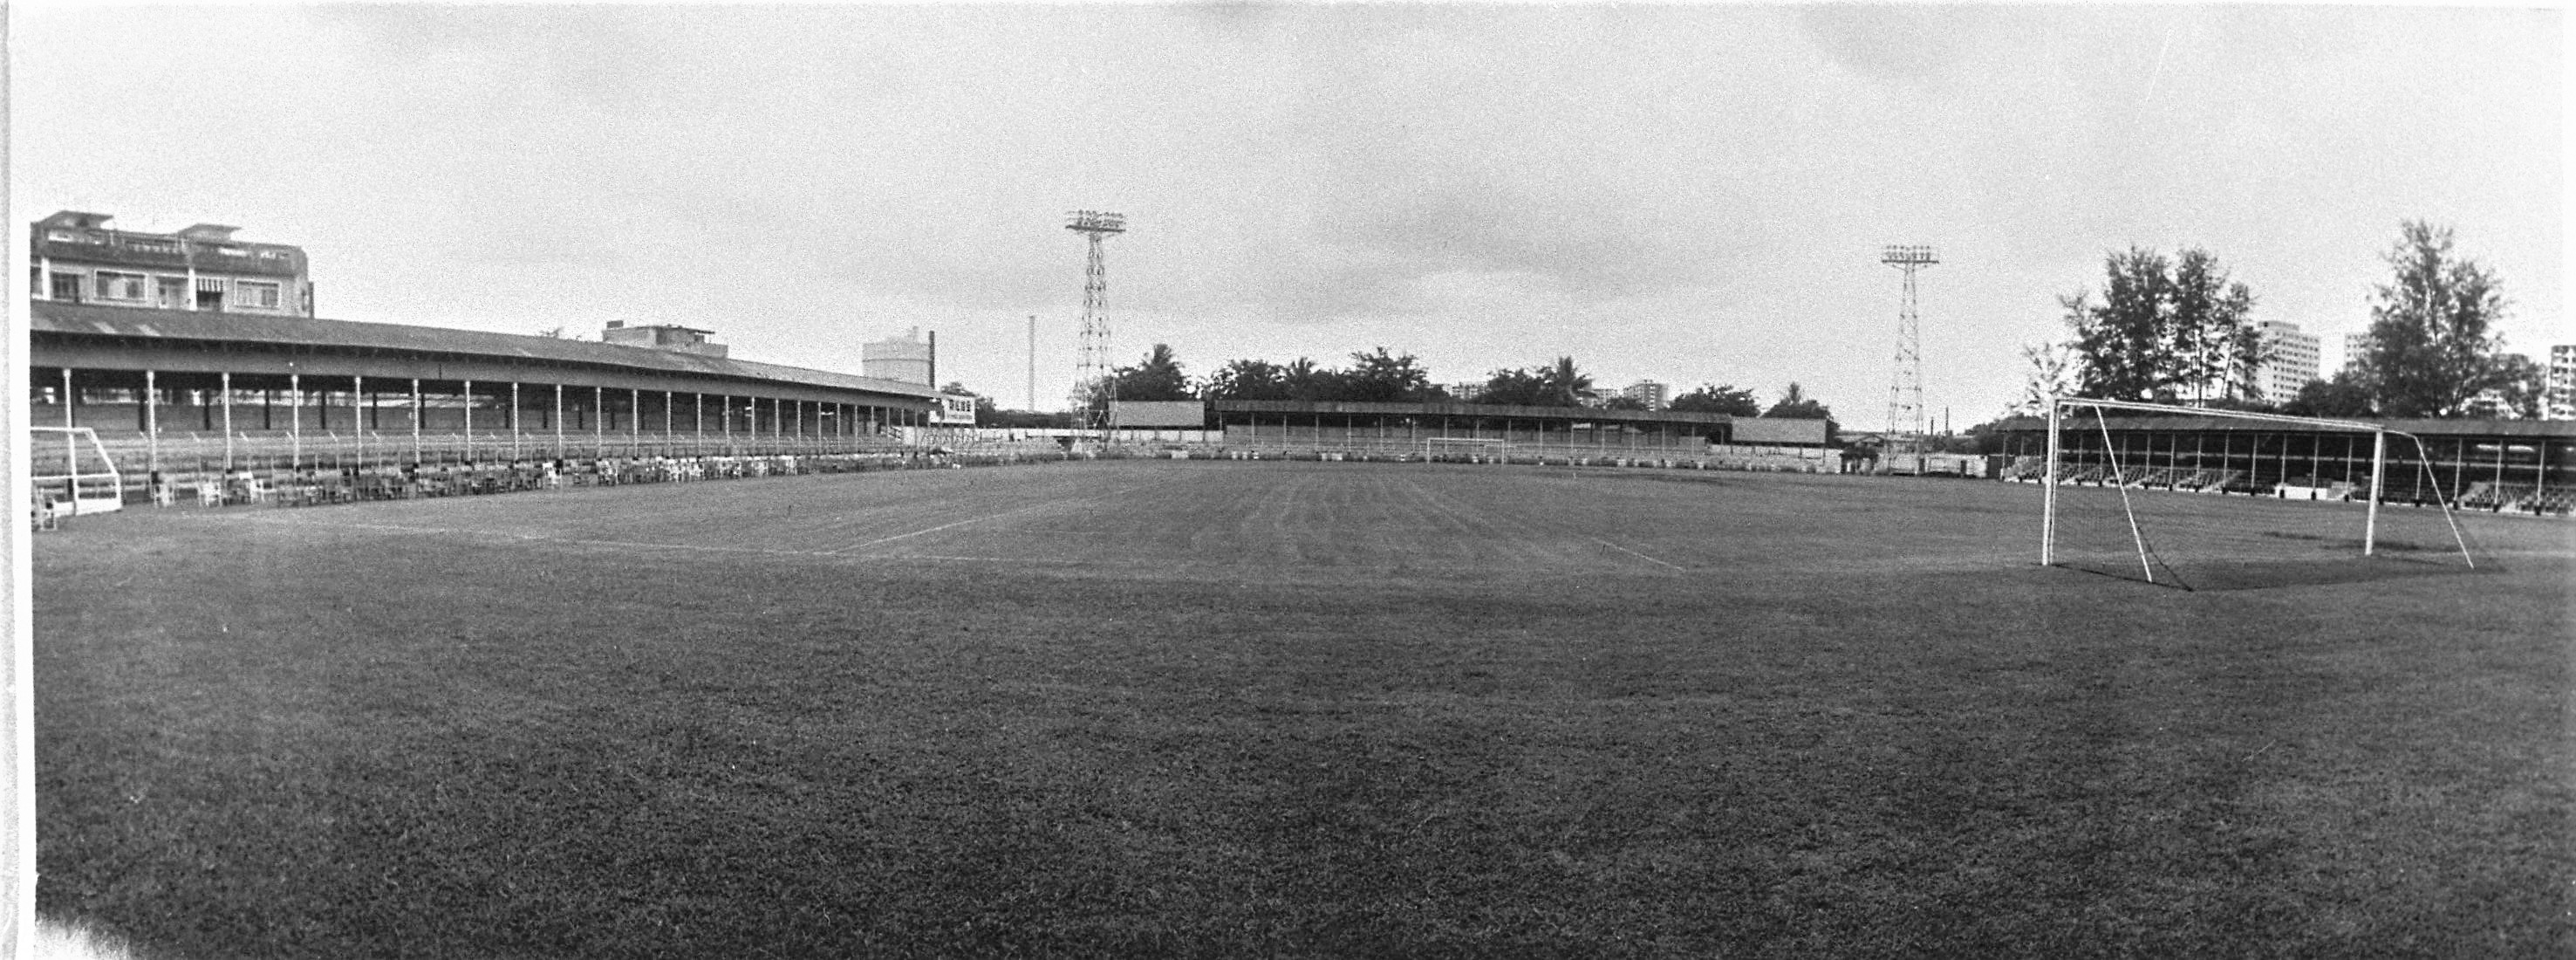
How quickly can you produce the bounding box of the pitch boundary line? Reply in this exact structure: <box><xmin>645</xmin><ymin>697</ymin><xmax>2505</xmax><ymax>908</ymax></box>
<box><xmin>231</xmin><ymin>514</ymin><xmax>1114</xmax><ymax>566</ymax></box>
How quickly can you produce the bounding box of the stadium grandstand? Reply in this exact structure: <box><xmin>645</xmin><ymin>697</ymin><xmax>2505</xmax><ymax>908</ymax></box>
<box><xmin>1991</xmin><ymin>412</ymin><xmax>2576</xmax><ymax>515</ymax></box>
<box><xmin>1210</xmin><ymin>399</ymin><xmax>1840</xmax><ymax>470</ymax></box>
<box><xmin>28</xmin><ymin>299</ymin><xmax>981</xmax><ymax>510</ymax></box>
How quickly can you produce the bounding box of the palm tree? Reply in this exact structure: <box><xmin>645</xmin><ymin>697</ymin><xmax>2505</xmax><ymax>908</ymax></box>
<box><xmin>1541</xmin><ymin>356</ymin><xmax>1593</xmax><ymax>407</ymax></box>
<box><xmin>1282</xmin><ymin>357</ymin><xmax>1336</xmax><ymax>401</ymax></box>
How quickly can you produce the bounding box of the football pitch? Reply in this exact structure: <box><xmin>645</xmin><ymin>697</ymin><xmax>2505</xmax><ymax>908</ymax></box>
<box><xmin>34</xmin><ymin>460</ymin><xmax>2576</xmax><ymax>957</ymax></box>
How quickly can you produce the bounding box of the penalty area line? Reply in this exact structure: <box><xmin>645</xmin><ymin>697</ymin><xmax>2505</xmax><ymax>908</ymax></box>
<box><xmin>828</xmin><ymin>476</ymin><xmax>1182</xmax><ymax>554</ymax></box>
<box><xmin>1591</xmin><ymin>537</ymin><xmax>1687</xmax><ymax>572</ymax></box>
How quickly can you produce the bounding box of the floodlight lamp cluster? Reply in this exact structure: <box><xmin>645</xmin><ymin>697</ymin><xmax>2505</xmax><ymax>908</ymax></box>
<box><xmin>1066</xmin><ymin>209</ymin><xmax>1127</xmax><ymax>233</ymax></box>
<box><xmin>1881</xmin><ymin>244</ymin><xmax>1938</xmax><ymax>264</ymax></box>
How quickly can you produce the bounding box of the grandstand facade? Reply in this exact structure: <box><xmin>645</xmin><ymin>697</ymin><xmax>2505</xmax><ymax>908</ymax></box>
<box><xmin>1992</xmin><ymin>414</ymin><xmax>2576</xmax><ymax>513</ymax></box>
<box><xmin>1212</xmin><ymin>399</ymin><xmax>1835</xmax><ymax>467</ymax></box>
<box><xmin>32</xmin><ymin>299</ymin><xmax>943</xmax><ymax>494</ymax></box>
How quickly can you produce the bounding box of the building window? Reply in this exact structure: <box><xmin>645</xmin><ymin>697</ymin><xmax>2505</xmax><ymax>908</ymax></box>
<box><xmin>236</xmin><ymin>279</ymin><xmax>281</xmax><ymax>309</ymax></box>
<box><xmin>257</xmin><ymin>250</ymin><xmax>291</xmax><ymax>260</ymax></box>
<box><xmin>124</xmin><ymin>239</ymin><xmax>180</xmax><ymax>255</ymax></box>
<box><xmin>217</xmin><ymin>247</ymin><xmax>249</xmax><ymax>257</ymax></box>
<box><xmin>94</xmin><ymin>271</ymin><xmax>147</xmax><ymax>301</ymax></box>
<box><xmin>49</xmin><ymin>272</ymin><xmax>85</xmax><ymax>302</ymax></box>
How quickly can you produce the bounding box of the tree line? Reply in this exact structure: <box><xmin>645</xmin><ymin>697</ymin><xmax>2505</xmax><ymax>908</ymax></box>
<box><xmin>2043</xmin><ymin>220</ymin><xmax>2545</xmax><ymax>420</ymax></box>
<box><xmin>955</xmin><ymin>347</ymin><xmax>1835</xmax><ymax>428</ymax></box>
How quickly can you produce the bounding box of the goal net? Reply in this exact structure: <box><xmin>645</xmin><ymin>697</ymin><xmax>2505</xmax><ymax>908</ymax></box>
<box><xmin>1423</xmin><ymin>436</ymin><xmax>1509</xmax><ymax>463</ymax></box>
<box><xmin>30</xmin><ymin>427</ymin><xmax>126</xmax><ymax>516</ymax></box>
<box><xmin>2037</xmin><ymin>397</ymin><xmax>2475</xmax><ymax>590</ymax></box>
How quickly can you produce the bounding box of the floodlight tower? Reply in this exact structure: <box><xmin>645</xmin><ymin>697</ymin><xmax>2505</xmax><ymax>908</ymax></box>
<box><xmin>1066</xmin><ymin>209</ymin><xmax>1126</xmax><ymax>435</ymax></box>
<box><xmin>1880</xmin><ymin>244</ymin><xmax>1938</xmax><ymax>473</ymax></box>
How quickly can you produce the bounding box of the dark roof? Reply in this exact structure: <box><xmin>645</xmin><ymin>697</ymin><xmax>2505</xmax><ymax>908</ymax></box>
<box><xmin>1990</xmin><ymin>414</ymin><xmax>2576</xmax><ymax>438</ymax></box>
<box><xmin>39</xmin><ymin>211</ymin><xmax>113</xmax><ymax>230</ymax></box>
<box><xmin>1213</xmin><ymin>398</ymin><xmax>1753</xmax><ymax>426</ymax></box>
<box><xmin>32</xmin><ymin>300</ymin><xmax>937</xmax><ymax>399</ymax></box>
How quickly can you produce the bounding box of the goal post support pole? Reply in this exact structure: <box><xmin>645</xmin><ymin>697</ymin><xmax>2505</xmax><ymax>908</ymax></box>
<box><xmin>2364</xmin><ymin>429</ymin><xmax>2386</xmax><ymax>557</ymax></box>
<box><xmin>2040</xmin><ymin>396</ymin><xmax>2061</xmax><ymax>566</ymax></box>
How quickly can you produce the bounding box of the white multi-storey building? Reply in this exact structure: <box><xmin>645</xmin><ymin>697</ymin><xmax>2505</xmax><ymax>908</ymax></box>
<box><xmin>30</xmin><ymin>210</ymin><xmax>312</xmax><ymax>316</ymax></box>
<box><xmin>2548</xmin><ymin>344</ymin><xmax>2575</xmax><ymax>420</ymax></box>
<box><xmin>2256</xmin><ymin>320</ymin><xmax>2321</xmax><ymax>401</ymax></box>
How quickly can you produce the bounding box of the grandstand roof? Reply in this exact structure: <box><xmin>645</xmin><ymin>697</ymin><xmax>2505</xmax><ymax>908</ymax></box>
<box><xmin>32</xmin><ymin>300</ymin><xmax>936</xmax><ymax>399</ymax></box>
<box><xmin>1991</xmin><ymin>414</ymin><xmax>2576</xmax><ymax>438</ymax></box>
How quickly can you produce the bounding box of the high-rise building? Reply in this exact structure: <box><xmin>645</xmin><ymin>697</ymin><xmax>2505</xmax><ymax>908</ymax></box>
<box><xmin>30</xmin><ymin>210</ymin><xmax>313</xmax><ymax>316</ymax></box>
<box><xmin>1622</xmin><ymin>380</ymin><xmax>1670</xmax><ymax>410</ymax></box>
<box><xmin>862</xmin><ymin>327</ymin><xmax>934</xmax><ymax>385</ymax></box>
<box><xmin>2342</xmin><ymin>332</ymin><xmax>2378</xmax><ymax>374</ymax></box>
<box><xmin>2256</xmin><ymin>320</ymin><xmax>2321</xmax><ymax>401</ymax></box>
<box><xmin>2548</xmin><ymin>344</ymin><xmax>2576</xmax><ymax>420</ymax></box>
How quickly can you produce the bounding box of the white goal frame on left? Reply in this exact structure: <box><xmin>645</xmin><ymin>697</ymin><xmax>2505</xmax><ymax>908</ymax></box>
<box><xmin>2039</xmin><ymin>395</ymin><xmax>2472</xmax><ymax>582</ymax></box>
<box><xmin>29</xmin><ymin>426</ymin><xmax>125</xmax><ymax>516</ymax></box>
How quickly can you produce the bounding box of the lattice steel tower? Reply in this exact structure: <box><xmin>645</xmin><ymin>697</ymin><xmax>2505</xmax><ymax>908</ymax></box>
<box><xmin>1881</xmin><ymin>244</ymin><xmax>1937</xmax><ymax>472</ymax></box>
<box><xmin>1067</xmin><ymin>210</ymin><xmax>1126</xmax><ymax>433</ymax></box>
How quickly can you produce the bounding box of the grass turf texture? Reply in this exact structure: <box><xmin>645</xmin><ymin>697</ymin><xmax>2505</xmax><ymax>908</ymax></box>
<box><xmin>35</xmin><ymin>461</ymin><xmax>2576</xmax><ymax>958</ymax></box>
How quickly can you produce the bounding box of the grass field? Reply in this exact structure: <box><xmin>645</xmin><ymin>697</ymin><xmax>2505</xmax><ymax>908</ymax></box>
<box><xmin>34</xmin><ymin>460</ymin><xmax>2576</xmax><ymax>957</ymax></box>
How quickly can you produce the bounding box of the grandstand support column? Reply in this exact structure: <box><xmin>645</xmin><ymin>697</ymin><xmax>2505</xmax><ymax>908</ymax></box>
<box><xmin>412</xmin><ymin>378</ymin><xmax>423</xmax><ymax>465</ymax></box>
<box><xmin>510</xmin><ymin>382</ymin><xmax>523</xmax><ymax>462</ymax></box>
<box><xmin>289</xmin><ymin>373</ymin><xmax>303</xmax><ymax>470</ymax></box>
<box><xmin>554</xmin><ymin>384</ymin><xmax>564</xmax><ymax>458</ymax></box>
<box><xmin>221</xmin><ymin>372</ymin><xmax>235</xmax><ymax>469</ymax></box>
<box><xmin>463</xmin><ymin>380</ymin><xmax>475</xmax><ymax>463</ymax></box>
<box><xmin>663</xmin><ymin>390</ymin><xmax>672</xmax><ymax>444</ymax></box>
<box><xmin>2537</xmin><ymin>440</ymin><xmax>2551</xmax><ymax>510</ymax></box>
<box><xmin>352</xmin><ymin>374</ymin><xmax>366</xmax><ymax>470</ymax></box>
<box><xmin>632</xmin><ymin>388</ymin><xmax>641</xmax><ymax>451</ymax></box>
<box><xmin>145</xmin><ymin>369</ymin><xmax>159</xmax><ymax>478</ymax></box>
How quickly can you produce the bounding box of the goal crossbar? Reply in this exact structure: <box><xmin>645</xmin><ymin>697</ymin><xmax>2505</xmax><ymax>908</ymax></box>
<box><xmin>2040</xmin><ymin>396</ymin><xmax>2472</xmax><ymax>580</ymax></box>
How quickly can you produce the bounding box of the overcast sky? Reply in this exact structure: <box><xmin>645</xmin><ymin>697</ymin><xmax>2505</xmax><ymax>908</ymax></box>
<box><xmin>12</xmin><ymin>3</ymin><xmax>2564</xmax><ymax>423</ymax></box>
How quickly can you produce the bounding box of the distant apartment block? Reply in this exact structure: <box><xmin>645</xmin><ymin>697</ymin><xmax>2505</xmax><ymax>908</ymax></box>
<box><xmin>602</xmin><ymin>320</ymin><xmax>728</xmax><ymax>358</ymax></box>
<box><xmin>1445</xmin><ymin>381</ymin><xmax>1487</xmax><ymax>401</ymax></box>
<box><xmin>2342</xmin><ymin>332</ymin><xmax>2377</xmax><ymax>374</ymax></box>
<box><xmin>31</xmin><ymin>210</ymin><xmax>312</xmax><ymax>316</ymax></box>
<box><xmin>2550</xmin><ymin>344</ymin><xmax>2575</xmax><ymax>420</ymax></box>
<box><xmin>861</xmin><ymin>327</ymin><xmax>933</xmax><ymax>385</ymax></box>
<box><xmin>2256</xmin><ymin>320</ymin><xmax>2320</xmax><ymax>401</ymax></box>
<box><xmin>1622</xmin><ymin>380</ymin><xmax>1670</xmax><ymax>410</ymax></box>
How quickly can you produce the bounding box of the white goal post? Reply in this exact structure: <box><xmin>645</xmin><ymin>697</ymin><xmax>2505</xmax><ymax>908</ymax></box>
<box><xmin>29</xmin><ymin>426</ymin><xmax>126</xmax><ymax>516</ymax></box>
<box><xmin>2039</xmin><ymin>396</ymin><xmax>2471</xmax><ymax>582</ymax></box>
<box><xmin>1423</xmin><ymin>436</ymin><xmax>1510</xmax><ymax>462</ymax></box>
